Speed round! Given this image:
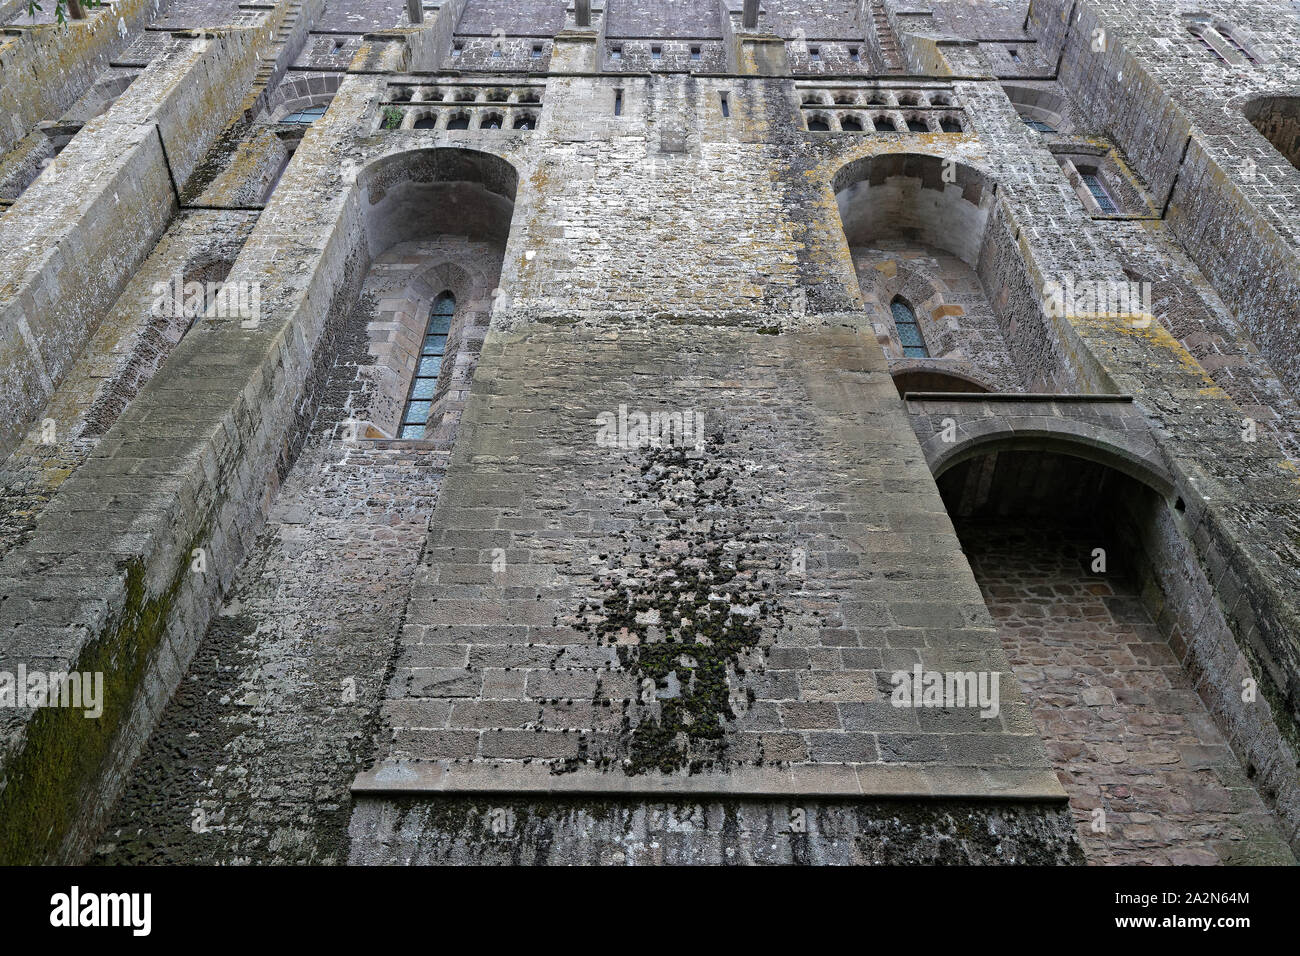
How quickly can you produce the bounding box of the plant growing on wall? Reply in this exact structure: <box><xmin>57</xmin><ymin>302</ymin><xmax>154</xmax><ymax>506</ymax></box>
<box><xmin>381</xmin><ymin>107</ymin><xmax>404</xmax><ymax>130</ymax></box>
<box><xmin>27</xmin><ymin>0</ymin><xmax>99</xmax><ymax>23</ymax></box>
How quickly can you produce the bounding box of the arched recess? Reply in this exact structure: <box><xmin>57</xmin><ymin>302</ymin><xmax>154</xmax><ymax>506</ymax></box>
<box><xmin>833</xmin><ymin>152</ymin><xmax>1044</xmax><ymax>390</ymax></box>
<box><xmin>359</xmin><ymin>146</ymin><xmax>517</xmax><ymax>257</ymax></box>
<box><xmin>834</xmin><ymin>152</ymin><xmax>994</xmax><ymax>266</ymax></box>
<box><xmin>923</xmin><ymin>415</ymin><xmax>1174</xmax><ymax>499</ymax></box>
<box><xmin>1244</xmin><ymin>96</ymin><xmax>1300</xmax><ymax>170</ymax></box>
<box><xmin>1001</xmin><ymin>84</ymin><xmax>1075</xmax><ymax>135</ymax></box>
<box><xmin>892</xmin><ymin>366</ymin><xmax>993</xmax><ymax>396</ymax></box>
<box><xmin>338</xmin><ymin>147</ymin><xmax>519</xmax><ymax>441</ymax></box>
<box><xmin>264</xmin><ymin>74</ymin><xmax>344</xmax><ymax>124</ymax></box>
<box><xmin>931</xmin><ymin>428</ymin><xmax>1291</xmax><ymax>864</ymax></box>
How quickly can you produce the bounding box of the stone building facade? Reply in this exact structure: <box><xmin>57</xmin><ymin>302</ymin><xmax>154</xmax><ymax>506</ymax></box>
<box><xmin>0</xmin><ymin>0</ymin><xmax>1297</xmax><ymax>866</ymax></box>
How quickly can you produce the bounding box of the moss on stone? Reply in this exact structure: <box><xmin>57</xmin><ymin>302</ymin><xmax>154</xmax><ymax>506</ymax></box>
<box><xmin>0</xmin><ymin>526</ymin><xmax>206</xmax><ymax>864</ymax></box>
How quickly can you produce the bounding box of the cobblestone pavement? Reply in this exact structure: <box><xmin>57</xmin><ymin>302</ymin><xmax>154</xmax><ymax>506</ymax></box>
<box><xmin>962</xmin><ymin>524</ymin><xmax>1295</xmax><ymax>866</ymax></box>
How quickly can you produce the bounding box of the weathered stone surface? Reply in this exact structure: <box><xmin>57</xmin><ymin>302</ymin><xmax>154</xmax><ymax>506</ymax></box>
<box><xmin>0</xmin><ymin>0</ymin><xmax>1295</xmax><ymax>868</ymax></box>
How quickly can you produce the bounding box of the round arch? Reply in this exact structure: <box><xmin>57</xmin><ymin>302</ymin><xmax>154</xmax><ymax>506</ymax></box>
<box><xmin>892</xmin><ymin>366</ymin><xmax>994</xmax><ymax>395</ymax></box>
<box><xmin>923</xmin><ymin>416</ymin><xmax>1175</xmax><ymax>499</ymax></box>
<box><xmin>832</xmin><ymin>153</ymin><xmax>997</xmax><ymax>267</ymax></box>
<box><xmin>357</xmin><ymin>146</ymin><xmax>520</xmax><ymax>257</ymax></box>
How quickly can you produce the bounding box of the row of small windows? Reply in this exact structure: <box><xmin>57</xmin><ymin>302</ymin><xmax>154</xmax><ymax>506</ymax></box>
<box><xmin>794</xmin><ymin>43</ymin><xmax>866</xmax><ymax>64</ymax></box>
<box><xmin>610</xmin><ymin>44</ymin><xmax>704</xmax><ymax>61</ymax></box>
<box><xmin>603</xmin><ymin>43</ymin><xmax>871</xmax><ymax>65</ymax></box>
<box><xmin>451</xmin><ymin>42</ymin><xmax>547</xmax><ymax>59</ymax></box>
<box><xmin>805</xmin><ymin>112</ymin><xmax>964</xmax><ymax>133</ymax></box>
<box><xmin>801</xmin><ymin>90</ymin><xmax>954</xmax><ymax>108</ymax></box>
<box><xmin>389</xmin><ymin>86</ymin><xmax>542</xmax><ymax>105</ymax></box>
<box><xmin>400</xmin><ymin>292</ymin><xmax>454</xmax><ymax>439</ymax></box>
<box><xmin>388</xmin><ymin>108</ymin><xmax>538</xmax><ymax>131</ymax></box>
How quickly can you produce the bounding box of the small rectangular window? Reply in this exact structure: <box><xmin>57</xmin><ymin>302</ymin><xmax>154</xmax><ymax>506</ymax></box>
<box><xmin>452</xmin><ymin>44</ymin><xmax>463</xmax><ymax>58</ymax></box>
<box><xmin>614</xmin><ymin>89</ymin><xmax>623</xmax><ymax>116</ymax></box>
<box><xmin>720</xmin><ymin>93</ymin><xmax>730</xmax><ymax>118</ymax></box>
<box><xmin>849</xmin><ymin>47</ymin><xmax>860</xmax><ymax>62</ymax></box>
<box><xmin>1007</xmin><ymin>47</ymin><xmax>1021</xmax><ymax>62</ymax></box>
<box><xmin>611</xmin><ymin>46</ymin><xmax>622</xmax><ymax>61</ymax></box>
<box><xmin>809</xmin><ymin>47</ymin><xmax>821</xmax><ymax>61</ymax></box>
<box><xmin>651</xmin><ymin>46</ymin><xmax>663</xmax><ymax>60</ymax></box>
<box><xmin>531</xmin><ymin>44</ymin><xmax>543</xmax><ymax>58</ymax></box>
<box><xmin>690</xmin><ymin>46</ymin><xmax>702</xmax><ymax>61</ymax></box>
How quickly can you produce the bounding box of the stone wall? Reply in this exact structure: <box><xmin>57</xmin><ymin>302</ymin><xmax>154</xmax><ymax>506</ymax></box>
<box><xmin>0</xmin><ymin>0</ymin><xmax>163</xmax><ymax>156</ymax></box>
<box><xmin>1</xmin><ymin>0</ymin><xmax>1298</xmax><ymax>869</ymax></box>
<box><xmin>0</xmin><ymin>64</ymin><xmax>392</xmax><ymax>863</ymax></box>
<box><xmin>0</xmin><ymin>27</ymin><xmax>264</xmax><ymax>460</ymax></box>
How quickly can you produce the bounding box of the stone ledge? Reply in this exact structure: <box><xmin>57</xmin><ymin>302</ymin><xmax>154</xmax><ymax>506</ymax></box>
<box><xmin>904</xmin><ymin>391</ymin><xmax>1135</xmax><ymax>403</ymax></box>
<box><xmin>352</xmin><ymin>760</ymin><xmax>1069</xmax><ymax>801</ymax></box>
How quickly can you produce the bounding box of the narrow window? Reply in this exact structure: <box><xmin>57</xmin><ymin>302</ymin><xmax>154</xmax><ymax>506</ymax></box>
<box><xmin>452</xmin><ymin>43</ymin><xmax>464</xmax><ymax>58</ymax></box>
<box><xmin>720</xmin><ymin>93</ymin><xmax>730</xmax><ymax>118</ymax></box>
<box><xmin>614</xmin><ymin>89</ymin><xmax>623</xmax><ymax>116</ymax></box>
<box><xmin>611</xmin><ymin>45</ymin><xmax>622</xmax><ymax>61</ymax></box>
<box><xmin>401</xmin><ymin>292</ymin><xmax>454</xmax><ymax>439</ymax></box>
<box><xmin>807</xmin><ymin>116</ymin><xmax>830</xmax><ymax>132</ymax></box>
<box><xmin>481</xmin><ymin>113</ymin><xmax>503</xmax><ymax>129</ymax></box>
<box><xmin>491</xmin><ymin>47</ymin><xmax>503</xmax><ymax>58</ymax></box>
<box><xmin>447</xmin><ymin>112</ymin><xmax>470</xmax><ymax>130</ymax></box>
<box><xmin>413</xmin><ymin>114</ymin><xmax>438</xmax><ymax>129</ymax></box>
<box><xmin>514</xmin><ymin>113</ymin><xmax>536</xmax><ymax>130</ymax></box>
<box><xmin>1220</xmin><ymin>29</ymin><xmax>1257</xmax><ymax>65</ymax></box>
<box><xmin>1007</xmin><ymin>47</ymin><xmax>1021</xmax><ymax>62</ymax></box>
<box><xmin>849</xmin><ymin>47</ymin><xmax>861</xmax><ymax>63</ymax></box>
<box><xmin>891</xmin><ymin>298</ymin><xmax>928</xmax><ymax>358</ymax></box>
<box><xmin>939</xmin><ymin>116</ymin><xmax>962</xmax><ymax>133</ymax></box>
<box><xmin>906</xmin><ymin>117</ymin><xmax>929</xmax><ymax>132</ymax></box>
<box><xmin>841</xmin><ymin>116</ymin><xmax>864</xmax><ymax>132</ymax></box>
<box><xmin>332</xmin><ymin>39</ymin><xmax>346</xmax><ymax>53</ymax></box>
<box><xmin>809</xmin><ymin>46</ymin><xmax>821</xmax><ymax>61</ymax></box>
<box><xmin>690</xmin><ymin>45</ymin><xmax>702</xmax><ymax>61</ymax></box>
<box><xmin>1081</xmin><ymin>171</ymin><xmax>1118</xmax><ymax>213</ymax></box>
<box><xmin>532</xmin><ymin>43</ymin><xmax>544</xmax><ymax>59</ymax></box>
<box><xmin>1187</xmin><ymin>25</ymin><xmax>1229</xmax><ymax>63</ymax></box>
<box><xmin>651</xmin><ymin>45</ymin><xmax>663</xmax><ymax>60</ymax></box>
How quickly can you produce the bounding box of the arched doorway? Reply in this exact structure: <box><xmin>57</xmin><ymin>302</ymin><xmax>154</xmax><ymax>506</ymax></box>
<box><xmin>937</xmin><ymin>443</ymin><xmax>1295</xmax><ymax>864</ymax></box>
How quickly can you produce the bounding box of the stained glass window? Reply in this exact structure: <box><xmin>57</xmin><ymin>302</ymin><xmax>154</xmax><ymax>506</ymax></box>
<box><xmin>400</xmin><ymin>292</ymin><xmax>454</xmax><ymax>439</ymax></box>
<box><xmin>892</xmin><ymin>297</ymin><xmax>928</xmax><ymax>358</ymax></box>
